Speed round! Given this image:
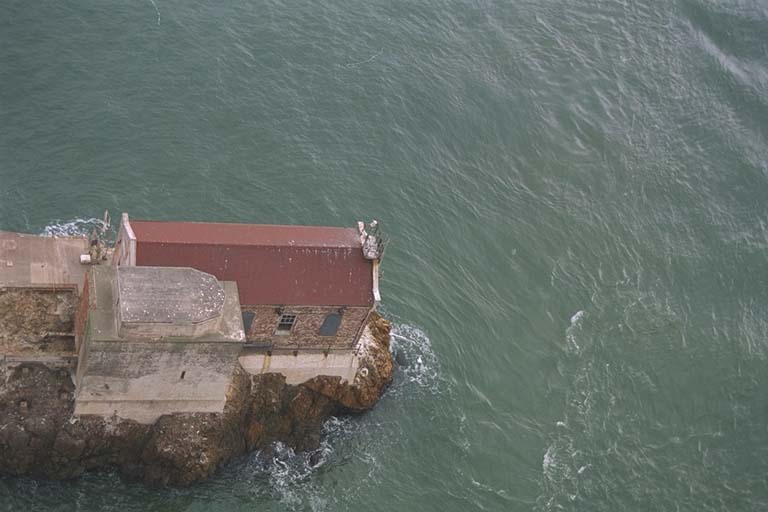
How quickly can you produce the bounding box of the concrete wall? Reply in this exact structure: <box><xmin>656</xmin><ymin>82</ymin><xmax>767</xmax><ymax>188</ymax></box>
<box><xmin>238</xmin><ymin>350</ymin><xmax>359</xmax><ymax>385</ymax></box>
<box><xmin>112</xmin><ymin>213</ymin><xmax>136</xmax><ymax>267</ymax></box>
<box><xmin>75</xmin><ymin>340</ymin><xmax>242</xmax><ymax>424</ymax></box>
<box><xmin>74</xmin><ymin>266</ymin><xmax>246</xmax><ymax>424</ymax></box>
<box><xmin>74</xmin><ymin>275</ymin><xmax>90</xmax><ymax>353</ymax></box>
<box><xmin>242</xmin><ymin>305</ymin><xmax>371</xmax><ymax>349</ymax></box>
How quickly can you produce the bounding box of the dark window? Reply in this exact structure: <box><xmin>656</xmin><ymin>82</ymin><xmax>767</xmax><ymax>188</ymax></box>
<box><xmin>180</xmin><ymin>371</ymin><xmax>186</xmax><ymax>380</ymax></box>
<box><xmin>319</xmin><ymin>313</ymin><xmax>342</xmax><ymax>336</ymax></box>
<box><xmin>242</xmin><ymin>311</ymin><xmax>255</xmax><ymax>333</ymax></box>
<box><xmin>276</xmin><ymin>314</ymin><xmax>297</xmax><ymax>334</ymax></box>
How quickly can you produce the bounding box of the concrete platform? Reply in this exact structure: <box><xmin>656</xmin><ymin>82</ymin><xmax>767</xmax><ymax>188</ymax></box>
<box><xmin>0</xmin><ymin>231</ymin><xmax>89</xmax><ymax>290</ymax></box>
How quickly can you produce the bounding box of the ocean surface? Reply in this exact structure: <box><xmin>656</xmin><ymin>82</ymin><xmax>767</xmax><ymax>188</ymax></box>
<box><xmin>1</xmin><ymin>0</ymin><xmax>768</xmax><ymax>510</ymax></box>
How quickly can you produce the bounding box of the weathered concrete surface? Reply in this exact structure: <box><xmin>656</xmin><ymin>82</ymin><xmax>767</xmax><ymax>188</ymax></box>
<box><xmin>85</xmin><ymin>266</ymin><xmax>245</xmax><ymax>343</ymax></box>
<box><xmin>239</xmin><ymin>350</ymin><xmax>359</xmax><ymax>385</ymax></box>
<box><xmin>75</xmin><ymin>339</ymin><xmax>244</xmax><ymax>423</ymax></box>
<box><xmin>0</xmin><ymin>313</ymin><xmax>393</xmax><ymax>486</ymax></box>
<box><xmin>75</xmin><ymin>266</ymin><xmax>246</xmax><ymax>423</ymax></box>
<box><xmin>117</xmin><ymin>266</ymin><xmax>227</xmax><ymax>338</ymax></box>
<box><xmin>0</xmin><ymin>232</ymin><xmax>89</xmax><ymax>289</ymax></box>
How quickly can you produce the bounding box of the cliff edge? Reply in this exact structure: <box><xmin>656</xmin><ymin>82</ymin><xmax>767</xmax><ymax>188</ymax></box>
<box><xmin>0</xmin><ymin>313</ymin><xmax>393</xmax><ymax>486</ymax></box>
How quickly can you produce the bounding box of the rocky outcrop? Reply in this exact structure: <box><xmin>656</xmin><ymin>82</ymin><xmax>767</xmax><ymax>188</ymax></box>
<box><xmin>0</xmin><ymin>314</ymin><xmax>393</xmax><ymax>486</ymax></box>
<box><xmin>303</xmin><ymin>313</ymin><xmax>395</xmax><ymax>411</ymax></box>
<box><xmin>0</xmin><ymin>288</ymin><xmax>76</xmax><ymax>354</ymax></box>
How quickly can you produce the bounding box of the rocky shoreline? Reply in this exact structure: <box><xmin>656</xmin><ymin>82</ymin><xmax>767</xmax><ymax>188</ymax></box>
<box><xmin>0</xmin><ymin>314</ymin><xmax>393</xmax><ymax>486</ymax></box>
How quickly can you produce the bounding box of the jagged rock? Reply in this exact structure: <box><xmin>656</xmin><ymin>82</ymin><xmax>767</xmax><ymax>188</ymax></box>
<box><xmin>0</xmin><ymin>315</ymin><xmax>394</xmax><ymax>486</ymax></box>
<box><xmin>303</xmin><ymin>312</ymin><xmax>394</xmax><ymax>411</ymax></box>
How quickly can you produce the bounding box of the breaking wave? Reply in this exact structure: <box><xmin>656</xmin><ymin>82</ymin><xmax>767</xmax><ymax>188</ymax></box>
<box><xmin>39</xmin><ymin>217</ymin><xmax>109</xmax><ymax>237</ymax></box>
<box><xmin>214</xmin><ymin>319</ymin><xmax>444</xmax><ymax>510</ymax></box>
<box><xmin>232</xmin><ymin>442</ymin><xmax>329</xmax><ymax>507</ymax></box>
<box><xmin>565</xmin><ymin>309</ymin><xmax>586</xmax><ymax>354</ymax></box>
<box><xmin>389</xmin><ymin>321</ymin><xmax>442</xmax><ymax>394</ymax></box>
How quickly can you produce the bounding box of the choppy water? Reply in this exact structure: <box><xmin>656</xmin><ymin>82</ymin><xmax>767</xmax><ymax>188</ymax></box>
<box><xmin>2</xmin><ymin>0</ymin><xmax>768</xmax><ymax>510</ymax></box>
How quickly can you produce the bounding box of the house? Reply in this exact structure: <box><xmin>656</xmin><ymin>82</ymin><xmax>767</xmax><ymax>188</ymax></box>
<box><xmin>112</xmin><ymin>214</ymin><xmax>382</xmax><ymax>351</ymax></box>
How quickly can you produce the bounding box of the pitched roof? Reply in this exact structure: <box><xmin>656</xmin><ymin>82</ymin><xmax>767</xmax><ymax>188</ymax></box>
<box><xmin>130</xmin><ymin>220</ymin><xmax>374</xmax><ymax>307</ymax></box>
<box><xmin>129</xmin><ymin>221</ymin><xmax>363</xmax><ymax>248</ymax></box>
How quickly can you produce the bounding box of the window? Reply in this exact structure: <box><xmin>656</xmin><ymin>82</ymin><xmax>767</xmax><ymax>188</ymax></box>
<box><xmin>319</xmin><ymin>313</ymin><xmax>342</xmax><ymax>336</ymax></box>
<box><xmin>275</xmin><ymin>314</ymin><xmax>297</xmax><ymax>334</ymax></box>
<box><xmin>242</xmin><ymin>311</ymin><xmax>255</xmax><ymax>333</ymax></box>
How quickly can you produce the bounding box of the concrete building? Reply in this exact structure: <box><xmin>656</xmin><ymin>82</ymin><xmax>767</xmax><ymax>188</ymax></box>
<box><xmin>73</xmin><ymin>266</ymin><xmax>245</xmax><ymax>423</ymax></box>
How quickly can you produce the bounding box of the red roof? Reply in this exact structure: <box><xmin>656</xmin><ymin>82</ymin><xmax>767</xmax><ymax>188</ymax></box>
<box><xmin>130</xmin><ymin>220</ymin><xmax>374</xmax><ymax>307</ymax></box>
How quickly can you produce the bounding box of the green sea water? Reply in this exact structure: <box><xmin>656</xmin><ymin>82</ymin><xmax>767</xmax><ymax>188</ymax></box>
<box><xmin>2</xmin><ymin>0</ymin><xmax>768</xmax><ymax>510</ymax></box>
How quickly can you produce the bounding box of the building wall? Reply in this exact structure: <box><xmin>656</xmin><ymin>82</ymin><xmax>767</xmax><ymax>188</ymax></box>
<box><xmin>238</xmin><ymin>351</ymin><xmax>360</xmax><ymax>385</ymax></box>
<box><xmin>242</xmin><ymin>305</ymin><xmax>371</xmax><ymax>349</ymax></box>
<box><xmin>112</xmin><ymin>213</ymin><xmax>136</xmax><ymax>267</ymax></box>
<box><xmin>74</xmin><ymin>340</ymin><xmax>242</xmax><ymax>424</ymax></box>
<box><xmin>74</xmin><ymin>275</ymin><xmax>90</xmax><ymax>353</ymax></box>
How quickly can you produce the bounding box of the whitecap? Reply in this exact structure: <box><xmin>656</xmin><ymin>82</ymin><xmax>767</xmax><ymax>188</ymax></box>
<box><xmin>390</xmin><ymin>322</ymin><xmax>441</xmax><ymax>393</ymax></box>
<box><xmin>40</xmin><ymin>218</ymin><xmax>108</xmax><ymax>237</ymax></box>
<box><xmin>565</xmin><ymin>310</ymin><xmax>586</xmax><ymax>353</ymax></box>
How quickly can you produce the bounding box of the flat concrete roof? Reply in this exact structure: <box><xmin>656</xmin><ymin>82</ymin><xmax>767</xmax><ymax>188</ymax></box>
<box><xmin>88</xmin><ymin>266</ymin><xmax>245</xmax><ymax>343</ymax></box>
<box><xmin>0</xmin><ymin>231</ymin><xmax>89</xmax><ymax>290</ymax></box>
<box><xmin>117</xmin><ymin>266</ymin><xmax>226</xmax><ymax>325</ymax></box>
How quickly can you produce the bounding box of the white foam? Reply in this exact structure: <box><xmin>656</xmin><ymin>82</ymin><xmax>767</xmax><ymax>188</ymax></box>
<box><xmin>147</xmin><ymin>0</ymin><xmax>160</xmax><ymax>26</ymax></box>
<box><xmin>390</xmin><ymin>322</ymin><xmax>441</xmax><ymax>393</ymax></box>
<box><xmin>220</xmin><ymin>318</ymin><xmax>442</xmax><ymax>508</ymax></box>
<box><xmin>542</xmin><ymin>446</ymin><xmax>555</xmax><ymax>471</ymax></box>
<box><xmin>243</xmin><ymin>442</ymin><xmax>323</xmax><ymax>505</ymax></box>
<box><xmin>40</xmin><ymin>218</ymin><xmax>106</xmax><ymax>237</ymax></box>
<box><xmin>565</xmin><ymin>310</ymin><xmax>586</xmax><ymax>353</ymax></box>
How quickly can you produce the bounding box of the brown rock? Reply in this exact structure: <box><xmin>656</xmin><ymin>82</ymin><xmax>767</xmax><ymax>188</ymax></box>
<box><xmin>0</xmin><ymin>313</ymin><xmax>395</xmax><ymax>486</ymax></box>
